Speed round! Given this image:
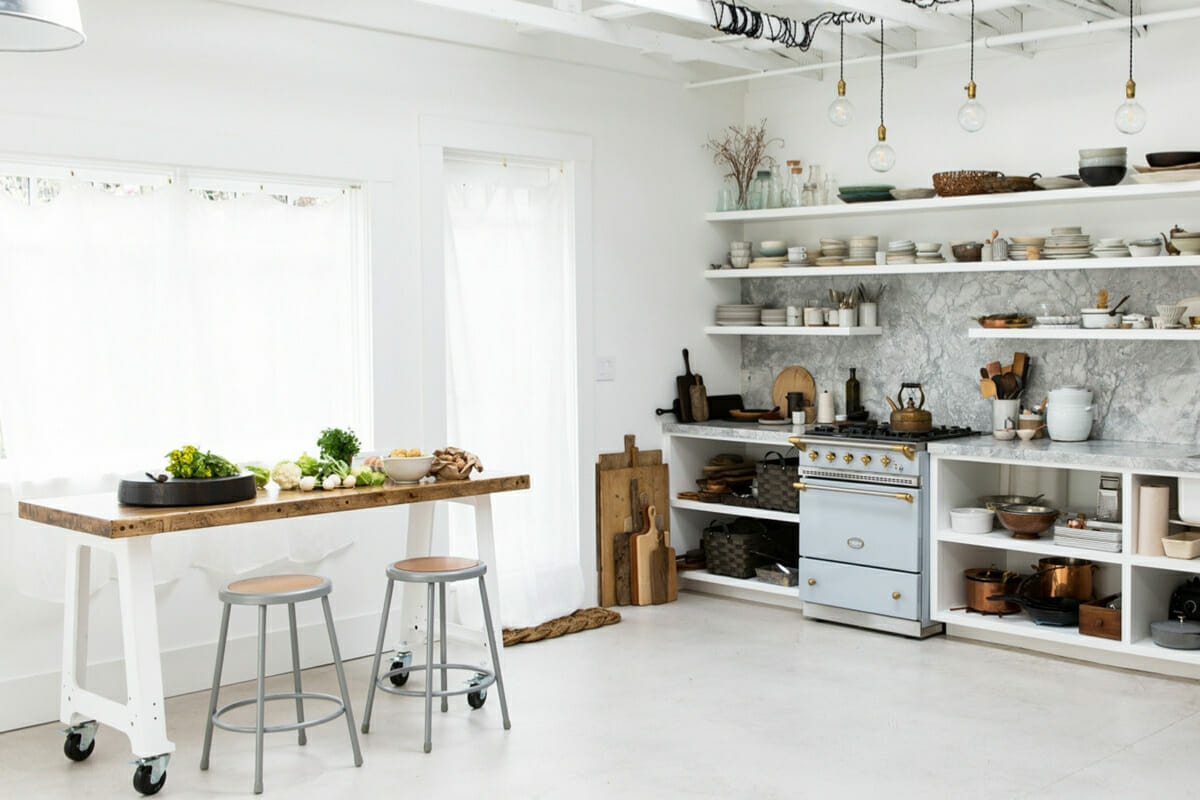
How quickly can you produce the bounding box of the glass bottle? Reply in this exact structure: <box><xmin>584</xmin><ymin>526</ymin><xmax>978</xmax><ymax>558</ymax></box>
<box><xmin>807</xmin><ymin>164</ymin><xmax>824</xmax><ymax>198</ymax></box>
<box><xmin>749</xmin><ymin>169</ymin><xmax>770</xmax><ymax>210</ymax></box>
<box><xmin>845</xmin><ymin>367</ymin><xmax>861</xmax><ymax>415</ymax></box>
<box><xmin>801</xmin><ymin>183</ymin><xmax>817</xmax><ymax>207</ymax></box>
<box><xmin>786</xmin><ymin>161</ymin><xmax>804</xmax><ymax>208</ymax></box>
<box><xmin>766</xmin><ymin>165</ymin><xmax>783</xmax><ymax>209</ymax></box>
<box><xmin>823</xmin><ymin>174</ymin><xmax>837</xmax><ymax>206</ymax></box>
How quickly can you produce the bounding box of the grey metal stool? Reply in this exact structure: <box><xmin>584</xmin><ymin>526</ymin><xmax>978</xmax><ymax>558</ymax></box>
<box><xmin>361</xmin><ymin>556</ymin><xmax>511</xmax><ymax>753</ymax></box>
<box><xmin>200</xmin><ymin>574</ymin><xmax>363</xmax><ymax>794</ymax></box>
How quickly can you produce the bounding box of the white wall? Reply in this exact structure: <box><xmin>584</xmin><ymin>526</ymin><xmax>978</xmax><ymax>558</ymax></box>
<box><xmin>0</xmin><ymin>0</ymin><xmax>743</xmax><ymax>730</ymax></box>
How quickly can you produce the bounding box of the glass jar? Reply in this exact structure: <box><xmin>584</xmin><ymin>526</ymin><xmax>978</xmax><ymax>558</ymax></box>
<box><xmin>801</xmin><ymin>183</ymin><xmax>817</xmax><ymax>207</ymax></box>
<box><xmin>766</xmin><ymin>165</ymin><xmax>783</xmax><ymax>209</ymax></box>
<box><xmin>823</xmin><ymin>174</ymin><xmax>837</xmax><ymax>205</ymax></box>
<box><xmin>786</xmin><ymin>163</ymin><xmax>804</xmax><ymax>208</ymax></box>
<box><xmin>749</xmin><ymin>169</ymin><xmax>770</xmax><ymax>210</ymax></box>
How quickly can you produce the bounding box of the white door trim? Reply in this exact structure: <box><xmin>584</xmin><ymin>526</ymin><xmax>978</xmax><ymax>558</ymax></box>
<box><xmin>417</xmin><ymin>116</ymin><xmax>596</xmax><ymax>607</ymax></box>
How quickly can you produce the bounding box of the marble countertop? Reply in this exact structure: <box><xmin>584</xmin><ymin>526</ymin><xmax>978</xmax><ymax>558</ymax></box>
<box><xmin>929</xmin><ymin>437</ymin><xmax>1200</xmax><ymax>474</ymax></box>
<box><xmin>660</xmin><ymin>420</ymin><xmax>802</xmax><ymax>445</ymax></box>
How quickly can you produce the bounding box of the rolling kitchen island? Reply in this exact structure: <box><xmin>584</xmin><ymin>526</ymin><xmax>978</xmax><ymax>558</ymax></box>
<box><xmin>17</xmin><ymin>474</ymin><xmax>530</xmax><ymax>795</ymax></box>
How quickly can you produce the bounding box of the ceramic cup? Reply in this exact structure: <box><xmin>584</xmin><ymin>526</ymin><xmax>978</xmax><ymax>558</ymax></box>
<box><xmin>838</xmin><ymin>307</ymin><xmax>857</xmax><ymax>327</ymax></box>
<box><xmin>859</xmin><ymin>302</ymin><xmax>878</xmax><ymax>327</ymax></box>
<box><xmin>824</xmin><ymin>308</ymin><xmax>838</xmax><ymax>325</ymax></box>
<box><xmin>992</xmin><ymin>398</ymin><xmax>1020</xmax><ymax>435</ymax></box>
<box><xmin>804</xmin><ymin>307</ymin><xmax>824</xmax><ymax>326</ymax></box>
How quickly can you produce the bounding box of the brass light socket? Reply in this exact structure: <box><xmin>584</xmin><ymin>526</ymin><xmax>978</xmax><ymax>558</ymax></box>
<box><xmin>837</xmin><ymin>78</ymin><xmax>847</xmax><ymax>97</ymax></box>
<box><xmin>877</xmin><ymin>124</ymin><xmax>887</xmax><ymax>142</ymax></box>
<box><xmin>1126</xmin><ymin>78</ymin><xmax>1136</xmax><ymax>99</ymax></box>
<box><xmin>965</xmin><ymin>80</ymin><xmax>977</xmax><ymax>100</ymax></box>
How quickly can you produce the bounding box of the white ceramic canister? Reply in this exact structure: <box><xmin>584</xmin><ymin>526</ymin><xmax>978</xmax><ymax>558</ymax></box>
<box><xmin>992</xmin><ymin>399</ymin><xmax>1020</xmax><ymax>435</ymax></box>
<box><xmin>859</xmin><ymin>302</ymin><xmax>877</xmax><ymax>328</ymax></box>
<box><xmin>1046</xmin><ymin>403</ymin><xmax>1095</xmax><ymax>441</ymax></box>
<box><xmin>838</xmin><ymin>307</ymin><xmax>857</xmax><ymax>327</ymax></box>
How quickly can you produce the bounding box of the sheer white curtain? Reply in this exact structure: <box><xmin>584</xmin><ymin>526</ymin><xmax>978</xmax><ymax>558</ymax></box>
<box><xmin>443</xmin><ymin>157</ymin><xmax>583</xmax><ymax>629</ymax></box>
<box><xmin>0</xmin><ymin>172</ymin><xmax>369</xmax><ymax>600</ymax></box>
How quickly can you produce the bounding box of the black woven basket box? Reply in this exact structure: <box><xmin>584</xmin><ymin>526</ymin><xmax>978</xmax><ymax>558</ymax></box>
<box><xmin>755</xmin><ymin>450</ymin><xmax>799</xmax><ymax>513</ymax></box>
<box><xmin>701</xmin><ymin>518</ymin><xmax>798</xmax><ymax>579</ymax></box>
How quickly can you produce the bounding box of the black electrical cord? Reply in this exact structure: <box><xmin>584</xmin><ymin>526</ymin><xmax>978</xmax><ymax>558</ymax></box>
<box><xmin>708</xmin><ymin>1</ymin><xmax>872</xmax><ymax>52</ymax></box>
<box><xmin>1128</xmin><ymin>0</ymin><xmax>1134</xmax><ymax>83</ymax></box>
<box><xmin>879</xmin><ymin>17</ymin><xmax>885</xmax><ymax>128</ymax></box>
<box><xmin>839</xmin><ymin>23</ymin><xmax>845</xmax><ymax>84</ymax></box>
<box><xmin>970</xmin><ymin>0</ymin><xmax>975</xmax><ymax>84</ymax></box>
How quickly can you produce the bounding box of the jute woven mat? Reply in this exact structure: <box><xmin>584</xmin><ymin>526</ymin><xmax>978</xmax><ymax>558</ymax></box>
<box><xmin>502</xmin><ymin>607</ymin><xmax>621</xmax><ymax>647</ymax></box>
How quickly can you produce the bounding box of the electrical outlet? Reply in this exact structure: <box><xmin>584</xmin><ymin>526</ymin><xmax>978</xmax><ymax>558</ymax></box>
<box><xmin>595</xmin><ymin>356</ymin><xmax>616</xmax><ymax>382</ymax></box>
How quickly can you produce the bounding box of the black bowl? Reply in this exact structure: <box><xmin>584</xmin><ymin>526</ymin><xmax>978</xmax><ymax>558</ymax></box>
<box><xmin>1146</xmin><ymin>151</ymin><xmax>1200</xmax><ymax>168</ymax></box>
<box><xmin>1078</xmin><ymin>165</ymin><xmax>1127</xmax><ymax>187</ymax></box>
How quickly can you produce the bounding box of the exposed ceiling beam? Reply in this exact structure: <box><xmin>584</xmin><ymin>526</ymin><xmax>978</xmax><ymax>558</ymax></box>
<box><xmin>1023</xmin><ymin>0</ymin><xmax>1124</xmax><ymax>21</ymax></box>
<box><xmin>587</xmin><ymin>3</ymin><xmax>652</xmax><ymax>19</ymax></box>
<box><xmin>410</xmin><ymin>0</ymin><xmax>788</xmax><ymax>72</ymax></box>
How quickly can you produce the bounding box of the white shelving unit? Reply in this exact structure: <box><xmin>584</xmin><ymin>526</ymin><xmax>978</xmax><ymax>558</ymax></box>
<box><xmin>930</xmin><ymin>449</ymin><xmax>1200</xmax><ymax>678</ymax></box>
<box><xmin>705</xmin><ymin>255</ymin><xmax>1200</xmax><ymax>279</ymax></box>
<box><xmin>704</xmin><ymin>325</ymin><xmax>882</xmax><ymax>337</ymax></box>
<box><xmin>704</xmin><ymin>181</ymin><xmax>1200</xmax><ymax>224</ymax></box>
<box><xmin>968</xmin><ymin>327</ymin><xmax>1200</xmax><ymax>341</ymax></box>
<box><xmin>672</xmin><ymin>497</ymin><xmax>798</xmax><ymax>525</ymax></box>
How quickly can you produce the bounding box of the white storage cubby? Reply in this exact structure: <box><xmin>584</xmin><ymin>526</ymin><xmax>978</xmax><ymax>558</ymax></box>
<box><xmin>931</xmin><ymin>449</ymin><xmax>1200</xmax><ymax>678</ymax></box>
<box><xmin>662</xmin><ymin>425</ymin><xmax>801</xmax><ymax>609</ymax></box>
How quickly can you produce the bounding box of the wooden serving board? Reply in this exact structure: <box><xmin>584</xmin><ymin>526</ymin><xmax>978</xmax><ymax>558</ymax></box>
<box><xmin>596</xmin><ymin>466</ymin><xmax>668</xmax><ymax>606</ymax></box>
<box><xmin>772</xmin><ymin>366</ymin><xmax>816</xmax><ymax>423</ymax></box>
<box><xmin>632</xmin><ymin>506</ymin><xmax>663</xmax><ymax>606</ymax></box>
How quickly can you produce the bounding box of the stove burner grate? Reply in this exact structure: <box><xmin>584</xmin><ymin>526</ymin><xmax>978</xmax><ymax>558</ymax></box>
<box><xmin>804</xmin><ymin>422</ymin><xmax>979</xmax><ymax>443</ymax></box>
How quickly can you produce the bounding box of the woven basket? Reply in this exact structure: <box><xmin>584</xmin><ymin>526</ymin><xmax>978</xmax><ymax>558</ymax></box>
<box><xmin>702</xmin><ymin>518</ymin><xmax>797</xmax><ymax>579</ymax></box>
<box><xmin>755</xmin><ymin>450</ymin><xmax>799</xmax><ymax>513</ymax></box>
<box><xmin>932</xmin><ymin>170</ymin><xmax>1002</xmax><ymax>197</ymax></box>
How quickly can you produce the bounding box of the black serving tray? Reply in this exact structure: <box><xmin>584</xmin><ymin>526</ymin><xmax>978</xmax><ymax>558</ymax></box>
<box><xmin>118</xmin><ymin>473</ymin><xmax>257</xmax><ymax>507</ymax></box>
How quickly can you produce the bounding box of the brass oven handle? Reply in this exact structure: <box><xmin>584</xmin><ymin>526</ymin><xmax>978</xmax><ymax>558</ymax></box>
<box><xmin>793</xmin><ymin>481</ymin><xmax>914</xmax><ymax>503</ymax></box>
<box><xmin>788</xmin><ymin>437</ymin><xmax>806</xmax><ymax>451</ymax></box>
<box><xmin>890</xmin><ymin>444</ymin><xmax>916</xmax><ymax>461</ymax></box>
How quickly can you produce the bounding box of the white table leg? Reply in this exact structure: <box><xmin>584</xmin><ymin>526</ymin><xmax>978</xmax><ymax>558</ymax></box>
<box><xmin>469</xmin><ymin>495</ymin><xmax>505</xmax><ymax>654</ymax></box>
<box><xmin>395</xmin><ymin>502</ymin><xmax>436</xmax><ymax>656</ymax></box>
<box><xmin>57</xmin><ymin>532</ymin><xmax>175</xmax><ymax>761</ymax></box>
<box><xmin>60</xmin><ymin>539</ymin><xmax>90</xmax><ymax>726</ymax></box>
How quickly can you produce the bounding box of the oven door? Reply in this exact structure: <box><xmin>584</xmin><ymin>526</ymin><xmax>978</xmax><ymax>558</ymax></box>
<box><xmin>795</xmin><ymin>477</ymin><xmax>924</xmax><ymax>572</ymax></box>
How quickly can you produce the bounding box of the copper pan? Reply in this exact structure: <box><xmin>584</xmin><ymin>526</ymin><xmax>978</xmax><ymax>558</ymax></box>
<box><xmin>964</xmin><ymin>568</ymin><xmax>1021</xmax><ymax>614</ymax></box>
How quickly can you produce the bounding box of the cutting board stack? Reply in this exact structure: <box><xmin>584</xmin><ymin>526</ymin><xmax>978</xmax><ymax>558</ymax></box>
<box><xmin>596</xmin><ymin>435</ymin><xmax>676</xmax><ymax>607</ymax></box>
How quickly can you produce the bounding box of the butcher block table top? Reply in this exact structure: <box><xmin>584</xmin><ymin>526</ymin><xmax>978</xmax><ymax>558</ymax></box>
<box><xmin>18</xmin><ymin>473</ymin><xmax>531</xmax><ymax>539</ymax></box>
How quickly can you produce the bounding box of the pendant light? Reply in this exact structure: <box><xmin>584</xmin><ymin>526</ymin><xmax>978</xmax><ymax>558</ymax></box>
<box><xmin>957</xmin><ymin>0</ymin><xmax>986</xmax><ymax>132</ymax></box>
<box><xmin>827</xmin><ymin>23</ymin><xmax>855</xmax><ymax>127</ymax></box>
<box><xmin>867</xmin><ymin>18</ymin><xmax>895</xmax><ymax>172</ymax></box>
<box><xmin>0</xmin><ymin>1</ymin><xmax>84</xmax><ymax>51</ymax></box>
<box><xmin>1114</xmin><ymin>0</ymin><xmax>1146</xmax><ymax>134</ymax></box>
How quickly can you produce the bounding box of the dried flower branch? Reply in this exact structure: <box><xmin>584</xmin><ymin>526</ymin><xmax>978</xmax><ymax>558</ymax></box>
<box><xmin>704</xmin><ymin>119</ymin><xmax>784</xmax><ymax>209</ymax></box>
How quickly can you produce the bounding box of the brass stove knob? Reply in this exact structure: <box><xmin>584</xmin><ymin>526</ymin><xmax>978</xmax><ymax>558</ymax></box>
<box><xmin>861</xmin><ymin>455</ymin><xmax>872</xmax><ymax>465</ymax></box>
<box><xmin>825</xmin><ymin>452</ymin><xmax>836</xmax><ymax>463</ymax></box>
<box><xmin>809</xmin><ymin>451</ymin><xmax>819</xmax><ymax>461</ymax></box>
<box><xmin>880</xmin><ymin>455</ymin><xmax>892</xmax><ymax>467</ymax></box>
<box><xmin>843</xmin><ymin>453</ymin><xmax>854</xmax><ymax>464</ymax></box>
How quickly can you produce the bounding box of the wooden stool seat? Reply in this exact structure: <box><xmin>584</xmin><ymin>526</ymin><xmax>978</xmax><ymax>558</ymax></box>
<box><xmin>221</xmin><ymin>574</ymin><xmax>330</xmax><ymax>606</ymax></box>
<box><xmin>393</xmin><ymin>556</ymin><xmax>479</xmax><ymax>573</ymax></box>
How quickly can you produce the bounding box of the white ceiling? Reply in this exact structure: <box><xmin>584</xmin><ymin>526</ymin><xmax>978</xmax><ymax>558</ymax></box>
<box><xmin>213</xmin><ymin>0</ymin><xmax>1200</xmax><ymax>88</ymax></box>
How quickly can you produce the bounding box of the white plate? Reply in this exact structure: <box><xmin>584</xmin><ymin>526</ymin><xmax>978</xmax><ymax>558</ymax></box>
<box><xmin>757</xmin><ymin>418</ymin><xmax>791</xmax><ymax>425</ymax></box>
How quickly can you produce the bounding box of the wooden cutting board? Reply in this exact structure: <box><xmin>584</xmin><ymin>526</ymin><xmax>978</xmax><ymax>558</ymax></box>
<box><xmin>632</xmin><ymin>505</ymin><xmax>663</xmax><ymax>606</ymax></box>
<box><xmin>772</xmin><ymin>366</ymin><xmax>816</xmax><ymax>423</ymax></box>
<box><xmin>596</xmin><ymin>435</ymin><xmax>669</xmax><ymax>607</ymax></box>
<box><xmin>613</xmin><ymin>485</ymin><xmax>645</xmax><ymax>606</ymax></box>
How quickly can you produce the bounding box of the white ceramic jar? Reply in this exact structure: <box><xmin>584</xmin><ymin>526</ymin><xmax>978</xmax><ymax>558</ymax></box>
<box><xmin>1048</xmin><ymin>386</ymin><xmax>1093</xmax><ymax>406</ymax></box>
<box><xmin>1046</xmin><ymin>403</ymin><xmax>1095</xmax><ymax>441</ymax></box>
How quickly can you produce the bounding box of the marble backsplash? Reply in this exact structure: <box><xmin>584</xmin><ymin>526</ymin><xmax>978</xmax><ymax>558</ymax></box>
<box><xmin>738</xmin><ymin>266</ymin><xmax>1200</xmax><ymax>444</ymax></box>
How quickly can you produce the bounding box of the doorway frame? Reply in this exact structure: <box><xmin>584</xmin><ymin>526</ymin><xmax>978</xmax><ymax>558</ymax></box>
<box><xmin>418</xmin><ymin>116</ymin><xmax>596</xmax><ymax>602</ymax></box>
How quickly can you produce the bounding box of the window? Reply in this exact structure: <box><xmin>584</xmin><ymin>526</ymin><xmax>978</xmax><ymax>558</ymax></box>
<box><xmin>0</xmin><ymin>160</ymin><xmax>371</xmax><ymax>476</ymax></box>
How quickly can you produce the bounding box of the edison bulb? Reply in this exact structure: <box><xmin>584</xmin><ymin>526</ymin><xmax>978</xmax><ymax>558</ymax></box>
<box><xmin>958</xmin><ymin>98</ymin><xmax>987</xmax><ymax>132</ymax></box>
<box><xmin>1115</xmin><ymin>98</ymin><xmax>1146</xmax><ymax>134</ymax></box>
<box><xmin>828</xmin><ymin>96</ymin><xmax>855</xmax><ymax>127</ymax></box>
<box><xmin>867</xmin><ymin>142</ymin><xmax>896</xmax><ymax>172</ymax></box>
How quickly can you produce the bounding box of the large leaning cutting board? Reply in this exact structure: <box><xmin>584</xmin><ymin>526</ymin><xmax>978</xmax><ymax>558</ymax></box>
<box><xmin>771</xmin><ymin>366</ymin><xmax>816</xmax><ymax>423</ymax></box>
<box><xmin>596</xmin><ymin>435</ymin><xmax>669</xmax><ymax>607</ymax></box>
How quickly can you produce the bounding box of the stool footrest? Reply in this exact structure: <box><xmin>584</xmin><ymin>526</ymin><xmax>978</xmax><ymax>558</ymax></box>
<box><xmin>375</xmin><ymin>663</ymin><xmax>496</xmax><ymax>699</ymax></box>
<box><xmin>212</xmin><ymin>692</ymin><xmax>346</xmax><ymax>735</ymax></box>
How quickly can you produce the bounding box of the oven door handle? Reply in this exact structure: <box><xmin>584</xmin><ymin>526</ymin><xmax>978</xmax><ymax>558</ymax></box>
<box><xmin>787</xmin><ymin>438</ymin><xmax>915</xmax><ymax>461</ymax></box>
<box><xmin>792</xmin><ymin>481</ymin><xmax>914</xmax><ymax>504</ymax></box>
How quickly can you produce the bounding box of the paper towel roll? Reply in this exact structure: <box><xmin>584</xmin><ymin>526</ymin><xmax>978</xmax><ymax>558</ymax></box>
<box><xmin>816</xmin><ymin>391</ymin><xmax>835</xmax><ymax>424</ymax></box>
<box><xmin>1138</xmin><ymin>484</ymin><xmax>1170</xmax><ymax>555</ymax></box>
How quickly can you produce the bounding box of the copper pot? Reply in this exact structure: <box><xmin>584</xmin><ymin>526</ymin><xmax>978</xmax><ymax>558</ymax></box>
<box><xmin>964</xmin><ymin>568</ymin><xmax>1021</xmax><ymax>614</ymax></box>
<box><xmin>1032</xmin><ymin>557</ymin><xmax>1096</xmax><ymax>600</ymax></box>
<box><xmin>886</xmin><ymin>382</ymin><xmax>932</xmax><ymax>433</ymax></box>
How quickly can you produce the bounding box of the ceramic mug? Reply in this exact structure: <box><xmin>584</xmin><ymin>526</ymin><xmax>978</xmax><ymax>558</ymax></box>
<box><xmin>992</xmin><ymin>398</ymin><xmax>1020</xmax><ymax>435</ymax></box>
<box><xmin>824</xmin><ymin>308</ymin><xmax>838</xmax><ymax>325</ymax></box>
<box><xmin>859</xmin><ymin>302</ymin><xmax>878</xmax><ymax>327</ymax></box>
<box><xmin>804</xmin><ymin>307</ymin><xmax>823</xmax><ymax>326</ymax></box>
<box><xmin>838</xmin><ymin>307</ymin><xmax>857</xmax><ymax>327</ymax></box>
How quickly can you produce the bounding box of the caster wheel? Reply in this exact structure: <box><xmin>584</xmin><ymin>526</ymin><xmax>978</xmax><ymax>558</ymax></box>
<box><xmin>467</xmin><ymin>689</ymin><xmax>487</xmax><ymax>709</ymax></box>
<box><xmin>132</xmin><ymin>764</ymin><xmax>167</xmax><ymax>796</ymax></box>
<box><xmin>63</xmin><ymin>732</ymin><xmax>94</xmax><ymax>762</ymax></box>
<box><xmin>388</xmin><ymin>656</ymin><xmax>410</xmax><ymax>687</ymax></box>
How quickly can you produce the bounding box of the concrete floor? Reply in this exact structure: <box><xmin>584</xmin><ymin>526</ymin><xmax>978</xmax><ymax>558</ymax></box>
<box><xmin>3</xmin><ymin>592</ymin><xmax>1200</xmax><ymax>799</ymax></box>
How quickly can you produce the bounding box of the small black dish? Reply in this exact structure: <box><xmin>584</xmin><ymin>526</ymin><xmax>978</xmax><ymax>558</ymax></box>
<box><xmin>1078</xmin><ymin>165</ymin><xmax>1127</xmax><ymax>187</ymax></box>
<box><xmin>1145</xmin><ymin>151</ymin><xmax>1200</xmax><ymax>168</ymax></box>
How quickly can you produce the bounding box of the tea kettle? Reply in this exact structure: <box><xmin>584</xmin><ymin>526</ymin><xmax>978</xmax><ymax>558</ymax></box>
<box><xmin>886</xmin><ymin>382</ymin><xmax>933</xmax><ymax>433</ymax></box>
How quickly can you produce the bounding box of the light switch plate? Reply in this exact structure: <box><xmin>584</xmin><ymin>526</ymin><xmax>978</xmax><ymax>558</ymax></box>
<box><xmin>595</xmin><ymin>356</ymin><xmax>616</xmax><ymax>382</ymax></box>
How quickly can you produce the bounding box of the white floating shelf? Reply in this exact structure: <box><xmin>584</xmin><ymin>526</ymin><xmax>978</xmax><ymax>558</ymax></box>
<box><xmin>705</xmin><ymin>325</ymin><xmax>883</xmax><ymax>336</ymax></box>
<box><xmin>704</xmin><ymin>181</ymin><xmax>1200</xmax><ymax>224</ymax></box>
<box><xmin>672</xmin><ymin>498</ymin><xmax>799</xmax><ymax>524</ymax></box>
<box><xmin>968</xmin><ymin>327</ymin><xmax>1200</xmax><ymax>341</ymax></box>
<box><xmin>936</xmin><ymin>529</ymin><xmax>1125</xmax><ymax>565</ymax></box>
<box><xmin>704</xmin><ymin>255</ymin><xmax>1200</xmax><ymax>279</ymax></box>
<box><xmin>1128</xmin><ymin>554</ymin><xmax>1200</xmax><ymax>575</ymax></box>
<box><xmin>678</xmin><ymin>569</ymin><xmax>800</xmax><ymax>609</ymax></box>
